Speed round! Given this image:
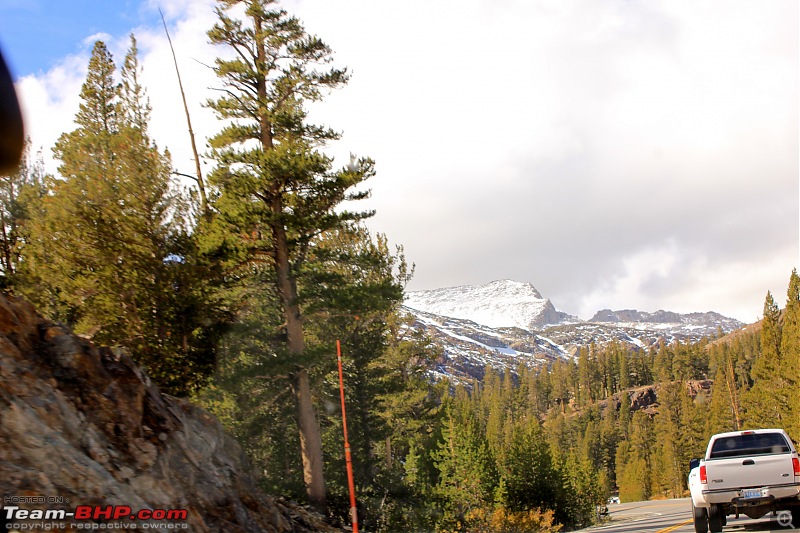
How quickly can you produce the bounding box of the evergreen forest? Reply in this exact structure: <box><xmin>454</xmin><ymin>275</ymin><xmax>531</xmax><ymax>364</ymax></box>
<box><xmin>1</xmin><ymin>1</ymin><xmax>799</xmax><ymax>531</ymax></box>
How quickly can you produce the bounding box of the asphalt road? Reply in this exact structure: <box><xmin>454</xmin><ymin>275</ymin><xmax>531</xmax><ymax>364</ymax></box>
<box><xmin>578</xmin><ymin>498</ymin><xmax>798</xmax><ymax>533</ymax></box>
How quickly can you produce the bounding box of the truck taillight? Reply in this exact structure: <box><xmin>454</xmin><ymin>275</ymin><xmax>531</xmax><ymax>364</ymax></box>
<box><xmin>700</xmin><ymin>465</ymin><xmax>707</xmax><ymax>484</ymax></box>
<box><xmin>793</xmin><ymin>457</ymin><xmax>800</xmax><ymax>477</ymax></box>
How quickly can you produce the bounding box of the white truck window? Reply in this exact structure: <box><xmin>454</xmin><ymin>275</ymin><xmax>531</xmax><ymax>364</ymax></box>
<box><xmin>709</xmin><ymin>433</ymin><xmax>791</xmax><ymax>459</ymax></box>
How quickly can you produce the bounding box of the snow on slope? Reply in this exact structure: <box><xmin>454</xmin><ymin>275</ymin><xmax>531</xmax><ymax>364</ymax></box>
<box><xmin>402</xmin><ymin>280</ymin><xmax>748</xmax><ymax>384</ymax></box>
<box><xmin>404</xmin><ymin>306</ymin><xmax>569</xmax><ymax>385</ymax></box>
<box><xmin>405</xmin><ymin>280</ymin><xmax>578</xmax><ymax>330</ymax></box>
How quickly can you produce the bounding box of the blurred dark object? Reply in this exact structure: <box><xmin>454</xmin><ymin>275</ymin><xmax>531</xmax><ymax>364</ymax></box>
<box><xmin>0</xmin><ymin>48</ymin><xmax>24</xmax><ymax>175</ymax></box>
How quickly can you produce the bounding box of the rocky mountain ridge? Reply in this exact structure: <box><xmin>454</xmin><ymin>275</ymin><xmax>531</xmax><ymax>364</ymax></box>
<box><xmin>404</xmin><ymin>280</ymin><xmax>746</xmax><ymax>384</ymax></box>
<box><xmin>590</xmin><ymin>308</ymin><xmax>743</xmax><ymax>331</ymax></box>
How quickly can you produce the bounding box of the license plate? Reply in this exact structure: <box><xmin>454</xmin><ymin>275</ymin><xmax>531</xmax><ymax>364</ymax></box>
<box><xmin>742</xmin><ymin>489</ymin><xmax>762</xmax><ymax>499</ymax></box>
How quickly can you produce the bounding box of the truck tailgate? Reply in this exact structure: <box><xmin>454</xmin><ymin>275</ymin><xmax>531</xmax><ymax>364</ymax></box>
<box><xmin>706</xmin><ymin>454</ymin><xmax>795</xmax><ymax>491</ymax></box>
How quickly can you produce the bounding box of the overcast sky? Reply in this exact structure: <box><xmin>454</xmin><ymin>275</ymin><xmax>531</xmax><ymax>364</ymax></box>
<box><xmin>0</xmin><ymin>0</ymin><xmax>797</xmax><ymax>323</ymax></box>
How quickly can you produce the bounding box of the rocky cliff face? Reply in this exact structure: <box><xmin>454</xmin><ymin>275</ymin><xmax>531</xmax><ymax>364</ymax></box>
<box><xmin>596</xmin><ymin>379</ymin><xmax>714</xmax><ymax>417</ymax></box>
<box><xmin>0</xmin><ymin>294</ymin><xmax>336</xmax><ymax>532</ymax></box>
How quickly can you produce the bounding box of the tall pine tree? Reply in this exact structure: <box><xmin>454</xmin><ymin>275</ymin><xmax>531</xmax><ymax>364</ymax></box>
<box><xmin>19</xmin><ymin>38</ymin><xmax>221</xmax><ymax>395</ymax></box>
<box><xmin>743</xmin><ymin>291</ymin><xmax>786</xmax><ymax>427</ymax></box>
<box><xmin>782</xmin><ymin>270</ymin><xmax>800</xmax><ymax>439</ymax></box>
<box><xmin>205</xmin><ymin>0</ymin><xmax>375</xmax><ymax>511</ymax></box>
<box><xmin>707</xmin><ymin>369</ymin><xmax>737</xmax><ymax>435</ymax></box>
<box><xmin>0</xmin><ymin>139</ymin><xmax>47</xmax><ymax>284</ymax></box>
<box><xmin>433</xmin><ymin>400</ymin><xmax>498</xmax><ymax>530</ymax></box>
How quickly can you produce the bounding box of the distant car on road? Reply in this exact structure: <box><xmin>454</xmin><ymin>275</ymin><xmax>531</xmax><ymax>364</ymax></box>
<box><xmin>608</xmin><ymin>496</ymin><xmax>620</xmax><ymax>504</ymax></box>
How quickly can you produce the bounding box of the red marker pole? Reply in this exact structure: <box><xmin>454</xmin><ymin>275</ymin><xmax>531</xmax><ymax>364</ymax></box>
<box><xmin>337</xmin><ymin>340</ymin><xmax>358</xmax><ymax>533</ymax></box>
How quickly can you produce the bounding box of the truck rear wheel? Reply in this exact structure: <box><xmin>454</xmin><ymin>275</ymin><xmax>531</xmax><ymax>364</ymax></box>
<box><xmin>693</xmin><ymin>503</ymin><xmax>708</xmax><ymax>533</ymax></box>
<box><xmin>707</xmin><ymin>504</ymin><xmax>723</xmax><ymax>533</ymax></box>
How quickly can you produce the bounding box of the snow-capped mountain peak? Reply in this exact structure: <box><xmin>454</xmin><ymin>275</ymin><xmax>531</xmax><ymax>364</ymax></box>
<box><xmin>402</xmin><ymin>279</ymin><xmax>747</xmax><ymax>385</ymax></box>
<box><xmin>404</xmin><ymin>279</ymin><xmax>577</xmax><ymax>330</ymax></box>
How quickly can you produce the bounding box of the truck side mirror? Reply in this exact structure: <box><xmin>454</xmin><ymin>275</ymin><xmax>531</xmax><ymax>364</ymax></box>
<box><xmin>690</xmin><ymin>458</ymin><xmax>700</xmax><ymax>470</ymax></box>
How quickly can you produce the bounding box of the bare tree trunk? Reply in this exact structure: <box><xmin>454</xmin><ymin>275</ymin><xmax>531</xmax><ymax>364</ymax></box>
<box><xmin>273</xmin><ymin>196</ymin><xmax>326</xmax><ymax>513</ymax></box>
<box><xmin>245</xmin><ymin>7</ymin><xmax>325</xmax><ymax>512</ymax></box>
<box><xmin>726</xmin><ymin>355</ymin><xmax>741</xmax><ymax>430</ymax></box>
<box><xmin>0</xmin><ymin>211</ymin><xmax>13</xmax><ymax>276</ymax></box>
<box><xmin>291</xmin><ymin>367</ymin><xmax>326</xmax><ymax>513</ymax></box>
<box><xmin>159</xmin><ymin>9</ymin><xmax>208</xmax><ymax>214</ymax></box>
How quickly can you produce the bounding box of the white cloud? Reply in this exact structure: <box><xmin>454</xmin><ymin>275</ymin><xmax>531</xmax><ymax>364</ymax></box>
<box><xmin>12</xmin><ymin>0</ymin><xmax>798</xmax><ymax>324</ymax></box>
<box><xmin>16</xmin><ymin>0</ymin><xmax>220</xmax><ymax>179</ymax></box>
<box><xmin>576</xmin><ymin>241</ymin><xmax>679</xmax><ymax>318</ymax></box>
<box><xmin>15</xmin><ymin>55</ymin><xmax>85</xmax><ymax>172</ymax></box>
<box><xmin>82</xmin><ymin>32</ymin><xmax>112</xmax><ymax>47</ymax></box>
<box><xmin>575</xmin><ymin>241</ymin><xmax>797</xmax><ymax>323</ymax></box>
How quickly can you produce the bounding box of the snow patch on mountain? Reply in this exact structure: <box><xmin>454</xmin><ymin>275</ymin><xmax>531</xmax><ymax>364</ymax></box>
<box><xmin>404</xmin><ymin>306</ymin><xmax>569</xmax><ymax>384</ymax></box>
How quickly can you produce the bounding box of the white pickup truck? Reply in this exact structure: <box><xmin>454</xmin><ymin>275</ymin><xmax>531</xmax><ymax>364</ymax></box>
<box><xmin>689</xmin><ymin>429</ymin><xmax>800</xmax><ymax>532</ymax></box>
